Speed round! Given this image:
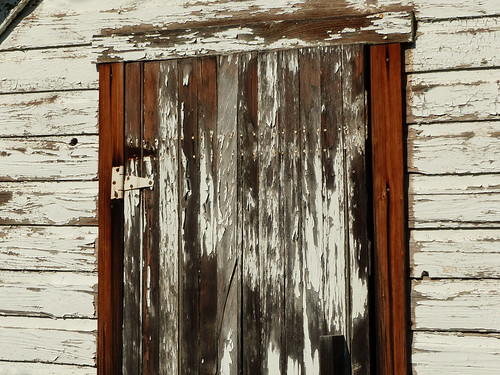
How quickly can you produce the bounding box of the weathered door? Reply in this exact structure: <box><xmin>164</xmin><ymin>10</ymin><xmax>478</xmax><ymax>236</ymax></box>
<box><xmin>121</xmin><ymin>45</ymin><xmax>370</xmax><ymax>374</ymax></box>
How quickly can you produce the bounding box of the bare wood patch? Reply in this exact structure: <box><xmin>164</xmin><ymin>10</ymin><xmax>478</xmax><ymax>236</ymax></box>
<box><xmin>406</xmin><ymin>17</ymin><xmax>500</xmax><ymax>72</ymax></box>
<box><xmin>406</xmin><ymin>69</ymin><xmax>500</xmax><ymax>124</ymax></box>
<box><xmin>0</xmin><ymin>226</ymin><xmax>97</xmax><ymax>272</ymax></box>
<box><xmin>0</xmin><ymin>181</ymin><xmax>97</xmax><ymax>225</ymax></box>
<box><xmin>0</xmin><ymin>90</ymin><xmax>98</xmax><ymax>137</ymax></box>
<box><xmin>408</xmin><ymin>121</ymin><xmax>500</xmax><ymax>175</ymax></box>
<box><xmin>0</xmin><ymin>136</ymin><xmax>98</xmax><ymax>181</ymax></box>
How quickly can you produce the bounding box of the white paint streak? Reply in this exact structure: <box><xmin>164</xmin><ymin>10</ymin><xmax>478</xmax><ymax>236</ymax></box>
<box><xmin>220</xmin><ymin>330</ymin><xmax>234</xmax><ymax>375</ymax></box>
<box><xmin>267</xmin><ymin>342</ymin><xmax>281</xmax><ymax>374</ymax></box>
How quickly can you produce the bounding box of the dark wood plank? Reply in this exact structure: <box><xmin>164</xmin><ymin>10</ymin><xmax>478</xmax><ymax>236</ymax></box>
<box><xmin>198</xmin><ymin>56</ymin><xmax>218</xmax><ymax>375</ymax></box>
<box><xmin>216</xmin><ymin>54</ymin><xmax>239</xmax><ymax>374</ymax></box>
<box><xmin>158</xmin><ymin>59</ymin><xmax>179</xmax><ymax>375</ymax></box>
<box><xmin>320</xmin><ymin>45</ymin><xmax>348</xmax><ymax>348</ymax></box>
<box><xmin>238</xmin><ymin>52</ymin><xmax>261</xmax><ymax>375</ymax></box>
<box><xmin>257</xmin><ymin>50</ymin><xmax>284</xmax><ymax>373</ymax></box>
<box><xmin>142</xmin><ymin>61</ymin><xmax>160</xmax><ymax>375</ymax></box>
<box><xmin>98</xmin><ymin>62</ymin><xmax>124</xmax><ymax>375</ymax></box>
<box><xmin>122</xmin><ymin>61</ymin><xmax>143</xmax><ymax>375</ymax></box>
<box><xmin>370</xmin><ymin>43</ymin><xmax>408</xmax><ymax>375</ymax></box>
<box><xmin>179</xmin><ymin>57</ymin><xmax>201</xmax><ymax>375</ymax></box>
<box><xmin>299</xmin><ymin>47</ymin><xmax>324</xmax><ymax>370</ymax></box>
<box><xmin>279</xmin><ymin>49</ymin><xmax>305</xmax><ymax>373</ymax></box>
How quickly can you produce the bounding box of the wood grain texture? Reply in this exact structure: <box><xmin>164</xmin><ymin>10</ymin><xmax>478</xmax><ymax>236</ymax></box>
<box><xmin>0</xmin><ymin>226</ymin><xmax>97</xmax><ymax>272</ymax></box>
<box><xmin>409</xmin><ymin>174</ymin><xmax>500</xmax><ymax>195</ymax></box>
<box><xmin>412</xmin><ymin>279</ymin><xmax>500</xmax><ymax>332</ymax></box>
<box><xmin>406</xmin><ymin>17</ymin><xmax>500</xmax><ymax>72</ymax></box>
<box><xmin>407</xmin><ymin>69</ymin><xmax>500</xmax><ymax>124</ymax></box>
<box><xmin>0</xmin><ymin>136</ymin><xmax>98</xmax><ymax>181</ymax></box>
<box><xmin>93</xmin><ymin>12</ymin><xmax>413</xmax><ymax>63</ymax></box>
<box><xmin>412</xmin><ymin>332</ymin><xmax>500</xmax><ymax>374</ymax></box>
<box><xmin>0</xmin><ymin>362</ymin><xmax>96</xmax><ymax>375</ymax></box>
<box><xmin>97</xmin><ymin>62</ymin><xmax>124</xmax><ymax>375</ymax></box>
<box><xmin>0</xmin><ymin>181</ymin><xmax>97</xmax><ymax>225</ymax></box>
<box><xmin>158</xmin><ymin>59</ymin><xmax>179</xmax><ymax>375</ymax></box>
<box><xmin>122</xmin><ymin>62</ymin><xmax>142</xmax><ymax>375</ymax></box>
<box><xmin>407</xmin><ymin>121</ymin><xmax>500</xmax><ymax>175</ymax></box>
<box><xmin>0</xmin><ymin>90</ymin><xmax>98</xmax><ymax>137</ymax></box>
<box><xmin>410</xmin><ymin>229</ymin><xmax>500</xmax><ymax>279</ymax></box>
<box><xmin>370</xmin><ymin>43</ymin><xmax>408</xmax><ymax>375</ymax></box>
<box><xmin>0</xmin><ymin>271</ymin><xmax>96</xmax><ymax>319</ymax></box>
<box><xmin>0</xmin><ymin>316</ymin><xmax>96</xmax><ymax>367</ymax></box>
<box><xmin>216</xmin><ymin>54</ymin><xmax>239</xmax><ymax>375</ymax></box>
<box><xmin>0</xmin><ymin>46</ymin><xmax>97</xmax><ymax>93</ymax></box>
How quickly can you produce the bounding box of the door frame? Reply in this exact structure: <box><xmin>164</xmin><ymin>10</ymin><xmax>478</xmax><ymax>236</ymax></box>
<box><xmin>97</xmin><ymin>19</ymin><xmax>411</xmax><ymax>375</ymax></box>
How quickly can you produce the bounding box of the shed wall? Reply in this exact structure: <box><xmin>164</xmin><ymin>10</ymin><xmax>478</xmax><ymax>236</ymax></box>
<box><xmin>0</xmin><ymin>0</ymin><xmax>498</xmax><ymax>373</ymax></box>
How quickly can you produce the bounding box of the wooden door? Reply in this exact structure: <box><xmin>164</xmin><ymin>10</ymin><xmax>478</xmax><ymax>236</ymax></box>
<box><xmin>120</xmin><ymin>45</ymin><xmax>370</xmax><ymax>375</ymax></box>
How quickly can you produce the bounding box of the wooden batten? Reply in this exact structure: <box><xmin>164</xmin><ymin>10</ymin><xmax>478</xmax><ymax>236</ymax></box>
<box><xmin>370</xmin><ymin>43</ymin><xmax>408</xmax><ymax>375</ymax></box>
<box><xmin>92</xmin><ymin>11</ymin><xmax>414</xmax><ymax>63</ymax></box>
<box><xmin>98</xmin><ymin>63</ymin><xmax>124</xmax><ymax>375</ymax></box>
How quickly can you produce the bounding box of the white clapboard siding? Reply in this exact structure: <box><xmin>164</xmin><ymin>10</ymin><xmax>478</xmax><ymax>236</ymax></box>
<box><xmin>412</xmin><ymin>332</ymin><xmax>500</xmax><ymax>374</ymax></box>
<box><xmin>408</xmin><ymin>121</ymin><xmax>500</xmax><ymax>174</ymax></box>
<box><xmin>406</xmin><ymin>17</ymin><xmax>500</xmax><ymax>72</ymax></box>
<box><xmin>407</xmin><ymin>69</ymin><xmax>500</xmax><ymax>124</ymax></box>
<box><xmin>0</xmin><ymin>46</ymin><xmax>97</xmax><ymax>93</ymax></box>
<box><xmin>0</xmin><ymin>226</ymin><xmax>97</xmax><ymax>272</ymax></box>
<box><xmin>410</xmin><ymin>229</ymin><xmax>500</xmax><ymax>278</ymax></box>
<box><xmin>2</xmin><ymin>0</ymin><xmax>500</xmax><ymax>51</ymax></box>
<box><xmin>0</xmin><ymin>90</ymin><xmax>98</xmax><ymax>137</ymax></box>
<box><xmin>0</xmin><ymin>181</ymin><xmax>97</xmax><ymax>225</ymax></box>
<box><xmin>0</xmin><ymin>316</ymin><xmax>96</xmax><ymax>366</ymax></box>
<box><xmin>412</xmin><ymin>279</ymin><xmax>500</xmax><ymax>332</ymax></box>
<box><xmin>0</xmin><ymin>362</ymin><xmax>95</xmax><ymax>375</ymax></box>
<box><xmin>409</xmin><ymin>175</ymin><xmax>500</xmax><ymax>228</ymax></box>
<box><xmin>0</xmin><ymin>271</ymin><xmax>96</xmax><ymax>318</ymax></box>
<box><xmin>0</xmin><ymin>136</ymin><xmax>98</xmax><ymax>181</ymax></box>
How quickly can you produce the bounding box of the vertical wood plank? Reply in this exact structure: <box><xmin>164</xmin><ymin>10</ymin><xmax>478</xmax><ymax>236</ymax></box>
<box><xmin>238</xmin><ymin>52</ymin><xmax>261</xmax><ymax>375</ymax></box>
<box><xmin>142</xmin><ymin>61</ymin><xmax>160</xmax><ymax>375</ymax></box>
<box><xmin>299</xmin><ymin>47</ymin><xmax>323</xmax><ymax>373</ymax></box>
<box><xmin>320</xmin><ymin>45</ymin><xmax>348</xmax><ymax>345</ymax></box>
<box><xmin>216</xmin><ymin>54</ymin><xmax>239</xmax><ymax>375</ymax></box>
<box><xmin>370</xmin><ymin>43</ymin><xmax>408</xmax><ymax>375</ymax></box>
<box><xmin>158</xmin><ymin>59</ymin><xmax>179</xmax><ymax>375</ymax></box>
<box><xmin>258</xmin><ymin>51</ymin><xmax>284</xmax><ymax>374</ymax></box>
<box><xmin>198</xmin><ymin>56</ymin><xmax>218</xmax><ymax>375</ymax></box>
<box><xmin>280</xmin><ymin>49</ymin><xmax>305</xmax><ymax>374</ymax></box>
<box><xmin>98</xmin><ymin>62</ymin><xmax>124</xmax><ymax>375</ymax></box>
<box><xmin>123</xmin><ymin>62</ymin><xmax>143</xmax><ymax>375</ymax></box>
<box><xmin>179</xmin><ymin>57</ymin><xmax>201</xmax><ymax>375</ymax></box>
<box><xmin>342</xmin><ymin>44</ymin><xmax>370</xmax><ymax>374</ymax></box>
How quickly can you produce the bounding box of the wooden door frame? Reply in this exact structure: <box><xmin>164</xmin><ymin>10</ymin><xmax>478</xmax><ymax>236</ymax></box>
<box><xmin>97</xmin><ymin>45</ymin><xmax>408</xmax><ymax>375</ymax></box>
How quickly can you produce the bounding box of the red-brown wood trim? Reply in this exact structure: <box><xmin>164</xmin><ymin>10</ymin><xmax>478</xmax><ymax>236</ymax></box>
<box><xmin>370</xmin><ymin>43</ymin><xmax>408</xmax><ymax>375</ymax></box>
<box><xmin>98</xmin><ymin>62</ymin><xmax>125</xmax><ymax>375</ymax></box>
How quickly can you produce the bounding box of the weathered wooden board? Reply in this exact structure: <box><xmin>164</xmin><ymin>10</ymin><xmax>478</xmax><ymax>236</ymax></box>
<box><xmin>0</xmin><ymin>90</ymin><xmax>98</xmax><ymax>137</ymax></box>
<box><xmin>0</xmin><ymin>46</ymin><xmax>97</xmax><ymax>93</ymax></box>
<box><xmin>0</xmin><ymin>271</ymin><xmax>96</xmax><ymax>318</ymax></box>
<box><xmin>407</xmin><ymin>121</ymin><xmax>500</xmax><ymax>174</ymax></box>
<box><xmin>410</xmin><ymin>229</ymin><xmax>500</xmax><ymax>279</ymax></box>
<box><xmin>3</xmin><ymin>0</ymin><xmax>500</xmax><ymax>51</ymax></box>
<box><xmin>0</xmin><ymin>181</ymin><xmax>97</xmax><ymax>225</ymax></box>
<box><xmin>406</xmin><ymin>69</ymin><xmax>500</xmax><ymax>124</ymax></box>
<box><xmin>0</xmin><ymin>0</ymin><xmax>30</xmax><ymax>37</ymax></box>
<box><xmin>0</xmin><ymin>361</ymin><xmax>96</xmax><ymax>375</ymax></box>
<box><xmin>0</xmin><ymin>226</ymin><xmax>97</xmax><ymax>272</ymax></box>
<box><xmin>93</xmin><ymin>12</ymin><xmax>413</xmax><ymax>63</ymax></box>
<box><xmin>412</xmin><ymin>331</ymin><xmax>500</xmax><ymax>374</ymax></box>
<box><xmin>406</xmin><ymin>17</ymin><xmax>500</xmax><ymax>72</ymax></box>
<box><xmin>0</xmin><ymin>316</ymin><xmax>96</xmax><ymax>366</ymax></box>
<box><xmin>0</xmin><ymin>136</ymin><xmax>98</xmax><ymax>181</ymax></box>
<box><xmin>412</xmin><ymin>279</ymin><xmax>500</xmax><ymax>332</ymax></box>
<box><xmin>409</xmin><ymin>174</ymin><xmax>500</xmax><ymax>196</ymax></box>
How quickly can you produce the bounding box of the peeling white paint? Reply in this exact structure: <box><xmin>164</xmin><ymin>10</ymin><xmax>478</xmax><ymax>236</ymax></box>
<box><xmin>267</xmin><ymin>342</ymin><xmax>281</xmax><ymax>374</ymax></box>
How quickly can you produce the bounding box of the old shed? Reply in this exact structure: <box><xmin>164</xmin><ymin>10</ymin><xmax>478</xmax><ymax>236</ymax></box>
<box><xmin>0</xmin><ymin>0</ymin><xmax>499</xmax><ymax>374</ymax></box>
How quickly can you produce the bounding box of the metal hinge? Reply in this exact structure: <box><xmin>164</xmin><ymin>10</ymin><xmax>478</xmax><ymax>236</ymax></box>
<box><xmin>111</xmin><ymin>160</ymin><xmax>154</xmax><ymax>199</ymax></box>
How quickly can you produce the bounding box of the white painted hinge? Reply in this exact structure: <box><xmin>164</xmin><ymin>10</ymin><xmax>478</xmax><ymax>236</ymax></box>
<box><xmin>111</xmin><ymin>161</ymin><xmax>154</xmax><ymax>200</ymax></box>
